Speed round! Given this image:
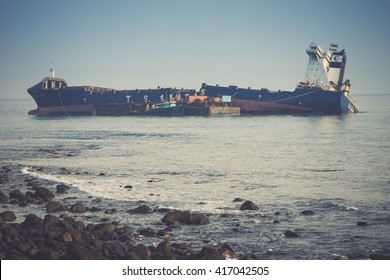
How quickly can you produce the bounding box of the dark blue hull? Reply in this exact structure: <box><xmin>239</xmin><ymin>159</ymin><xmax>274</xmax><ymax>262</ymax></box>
<box><xmin>27</xmin><ymin>78</ymin><xmax>359</xmax><ymax>115</ymax></box>
<box><xmin>27</xmin><ymin>80</ymin><xmax>194</xmax><ymax>115</ymax></box>
<box><xmin>198</xmin><ymin>83</ymin><xmax>359</xmax><ymax>114</ymax></box>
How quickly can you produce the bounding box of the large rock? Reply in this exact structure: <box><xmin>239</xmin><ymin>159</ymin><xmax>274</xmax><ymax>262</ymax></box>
<box><xmin>119</xmin><ymin>231</ymin><xmax>135</xmax><ymax>244</ymax></box>
<box><xmin>67</xmin><ymin>243</ymin><xmax>103</xmax><ymax>260</ymax></box>
<box><xmin>69</xmin><ymin>202</ymin><xmax>87</xmax><ymax>213</ymax></box>
<box><xmin>94</xmin><ymin>223</ymin><xmax>117</xmax><ymax>233</ymax></box>
<box><xmin>162</xmin><ymin>210</ymin><xmax>210</xmax><ymax>225</ymax></box>
<box><xmin>24</xmin><ymin>191</ymin><xmax>37</xmax><ymax>203</ymax></box>
<box><xmin>218</xmin><ymin>243</ymin><xmax>235</xmax><ymax>259</ymax></box>
<box><xmin>240</xmin><ymin>201</ymin><xmax>259</xmax><ymax>210</ymax></box>
<box><xmin>46</xmin><ymin>201</ymin><xmax>64</xmax><ymax>212</ymax></box>
<box><xmin>9</xmin><ymin>189</ymin><xmax>23</xmax><ymax>199</ymax></box>
<box><xmin>172</xmin><ymin>243</ymin><xmax>192</xmax><ymax>257</ymax></box>
<box><xmin>22</xmin><ymin>213</ymin><xmax>44</xmax><ymax>229</ymax></box>
<box><xmin>156</xmin><ymin>239</ymin><xmax>174</xmax><ymax>259</ymax></box>
<box><xmin>197</xmin><ymin>247</ymin><xmax>224</xmax><ymax>260</ymax></box>
<box><xmin>35</xmin><ymin>187</ymin><xmax>55</xmax><ymax>201</ymax></box>
<box><xmin>0</xmin><ymin>210</ymin><xmax>17</xmax><ymax>222</ymax></box>
<box><xmin>43</xmin><ymin>214</ymin><xmax>61</xmax><ymax>229</ymax></box>
<box><xmin>130</xmin><ymin>244</ymin><xmax>151</xmax><ymax>259</ymax></box>
<box><xmin>55</xmin><ymin>184</ymin><xmax>69</xmax><ymax>194</ymax></box>
<box><xmin>103</xmin><ymin>240</ymin><xmax>128</xmax><ymax>259</ymax></box>
<box><xmin>127</xmin><ymin>204</ymin><xmax>154</xmax><ymax>214</ymax></box>
<box><xmin>187</xmin><ymin>212</ymin><xmax>210</xmax><ymax>225</ymax></box>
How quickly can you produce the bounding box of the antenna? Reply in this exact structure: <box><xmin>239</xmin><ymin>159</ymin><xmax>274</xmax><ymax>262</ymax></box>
<box><xmin>49</xmin><ymin>63</ymin><xmax>55</xmax><ymax>78</ymax></box>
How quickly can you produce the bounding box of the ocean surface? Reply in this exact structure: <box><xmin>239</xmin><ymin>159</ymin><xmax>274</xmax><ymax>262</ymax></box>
<box><xmin>0</xmin><ymin>94</ymin><xmax>389</xmax><ymax>259</ymax></box>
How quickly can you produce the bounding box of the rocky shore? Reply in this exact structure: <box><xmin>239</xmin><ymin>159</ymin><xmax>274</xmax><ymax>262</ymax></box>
<box><xmin>1</xmin><ymin>165</ymin><xmax>389</xmax><ymax>260</ymax></box>
<box><xmin>0</xmin><ymin>165</ymin><xmax>242</xmax><ymax>260</ymax></box>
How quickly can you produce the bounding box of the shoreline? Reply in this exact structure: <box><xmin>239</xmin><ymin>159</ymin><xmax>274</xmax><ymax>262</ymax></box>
<box><xmin>1</xmin><ymin>165</ymin><xmax>389</xmax><ymax>260</ymax></box>
<box><xmin>0</xmin><ymin>165</ymin><xmax>241</xmax><ymax>260</ymax></box>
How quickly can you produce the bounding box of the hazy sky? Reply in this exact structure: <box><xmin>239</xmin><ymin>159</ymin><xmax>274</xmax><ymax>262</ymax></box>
<box><xmin>1</xmin><ymin>0</ymin><xmax>389</xmax><ymax>98</ymax></box>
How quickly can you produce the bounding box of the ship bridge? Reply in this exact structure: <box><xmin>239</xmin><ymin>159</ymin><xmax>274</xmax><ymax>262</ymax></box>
<box><xmin>42</xmin><ymin>77</ymin><xmax>68</xmax><ymax>90</ymax></box>
<box><xmin>297</xmin><ymin>42</ymin><xmax>347</xmax><ymax>92</ymax></box>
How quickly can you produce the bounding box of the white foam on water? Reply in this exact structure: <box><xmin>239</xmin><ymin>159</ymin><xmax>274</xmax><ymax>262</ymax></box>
<box><xmin>346</xmin><ymin>206</ymin><xmax>359</xmax><ymax>211</ymax></box>
<box><xmin>20</xmin><ymin>166</ymin><xmax>240</xmax><ymax>213</ymax></box>
<box><xmin>21</xmin><ymin>166</ymin><xmax>141</xmax><ymax>201</ymax></box>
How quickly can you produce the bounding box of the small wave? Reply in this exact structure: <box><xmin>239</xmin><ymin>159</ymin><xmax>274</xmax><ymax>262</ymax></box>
<box><xmin>21</xmin><ymin>166</ymin><xmax>149</xmax><ymax>202</ymax></box>
<box><xmin>309</xmin><ymin>169</ymin><xmax>346</xmax><ymax>173</ymax></box>
<box><xmin>21</xmin><ymin>166</ymin><xmax>80</xmax><ymax>187</ymax></box>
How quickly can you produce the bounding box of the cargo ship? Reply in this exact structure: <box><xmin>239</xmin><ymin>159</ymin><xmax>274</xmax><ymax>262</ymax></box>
<box><xmin>27</xmin><ymin>65</ymin><xmax>194</xmax><ymax>116</ymax></box>
<box><xmin>27</xmin><ymin>42</ymin><xmax>359</xmax><ymax>115</ymax></box>
<box><xmin>198</xmin><ymin>43</ymin><xmax>359</xmax><ymax>114</ymax></box>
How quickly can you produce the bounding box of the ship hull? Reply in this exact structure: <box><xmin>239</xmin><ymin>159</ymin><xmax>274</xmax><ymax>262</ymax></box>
<box><xmin>199</xmin><ymin>84</ymin><xmax>359</xmax><ymax>114</ymax></box>
<box><xmin>27</xmin><ymin>83</ymin><xmax>193</xmax><ymax>116</ymax></box>
<box><xmin>27</xmin><ymin>80</ymin><xmax>359</xmax><ymax>115</ymax></box>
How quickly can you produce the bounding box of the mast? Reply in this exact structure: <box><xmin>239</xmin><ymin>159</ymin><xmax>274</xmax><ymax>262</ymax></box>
<box><xmin>50</xmin><ymin>63</ymin><xmax>55</xmax><ymax>78</ymax></box>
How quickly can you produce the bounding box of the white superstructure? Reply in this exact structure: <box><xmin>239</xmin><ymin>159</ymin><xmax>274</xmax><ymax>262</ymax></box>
<box><xmin>298</xmin><ymin>43</ymin><xmax>347</xmax><ymax>92</ymax></box>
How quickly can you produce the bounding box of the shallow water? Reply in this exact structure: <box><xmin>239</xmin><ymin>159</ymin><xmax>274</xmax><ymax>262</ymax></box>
<box><xmin>0</xmin><ymin>94</ymin><xmax>389</xmax><ymax>259</ymax></box>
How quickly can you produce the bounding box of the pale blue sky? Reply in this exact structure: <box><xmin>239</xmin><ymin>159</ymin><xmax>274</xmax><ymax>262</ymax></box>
<box><xmin>1</xmin><ymin>0</ymin><xmax>389</xmax><ymax>98</ymax></box>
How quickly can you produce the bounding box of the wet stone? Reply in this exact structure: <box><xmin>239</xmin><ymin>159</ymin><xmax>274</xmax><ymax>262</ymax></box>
<box><xmin>240</xmin><ymin>201</ymin><xmax>259</xmax><ymax>210</ymax></box>
<box><xmin>162</xmin><ymin>210</ymin><xmax>210</xmax><ymax>225</ymax></box>
<box><xmin>157</xmin><ymin>230</ymin><xmax>171</xmax><ymax>239</ymax></box>
<box><xmin>45</xmin><ymin>201</ymin><xmax>65</xmax><ymax>212</ymax></box>
<box><xmin>89</xmin><ymin>207</ymin><xmax>102</xmax><ymax>212</ymax></box>
<box><xmin>94</xmin><ymin>223</ymin><xmax>117</xmax><ymax>233</ymax></box>
<box><xmin>22</xmin><ymin>213</ymin><xmax>44</xmax><ymax>229</ymax></box>
<box><xmin>56</xmin><ymin>184</ymin><xmax>70</xmax><ymax>194</ymax></box>
<box><xmin>27</xmin><ymin>181</ymin><xmax>40</xmax><ymax>188</ymax></box>
<box><xmin>69</xmin><ymin>202</ymin><xmax>87</xmax><ymax>213</ymax></box>
<box><xmin>0</xmin><ymin>210</ymin><xmax>17</xmax><ymax>222</ymax></box>
<box><xmin>127</xmin><ymin>205</ymin><xmax>153</xmax><ymax>214</ymax></box>
<box><xmin>130</xmin><ymin>244</ymin><xmax>151</xmax><ymax>260</ymax></box>
<box><xmin>119</xmin><ymin>231</ymin><xmax>135</xmax><ymax>244</ymax></box>
<box><xmin>156</xmin><ymin>239</ymin><xmax>174</xmax><ymax>259</ymax></box>
<box><xmin>197</xmin><ymin>247</ymin><xmax>224</xmax><ymax>260</ymax></box>
<box><xmin>35</xmin><ymin>187</ymin><xmax>55</xmax><ymax>201</ymax></box>
<box><xmin>9</xmin><ymin>190</ymin><xmax>23</xmax><ymax>199</ymax></box>
<box><xmin>301</xmin><ymin>210</ymin><xmax>315</xmax><ymax>215</ymax></box>
<box><xmin>284</xmin><ymin>230</ymin><xmax>299</xmax><ymax>238</ymax></box>
<box><xmin>139</xmin><ymin>227</ymin><xmax>155</xmax><ymax>237</ymax></box>
<box><xmin>43</xmin><ymin>214</ymin><xmax>61</xmax><ymax>229</ymax></box>
<box><xmin>0</xmin><ymin>191</ymin><xmax>7</xmax><ymax>203</ymax></box>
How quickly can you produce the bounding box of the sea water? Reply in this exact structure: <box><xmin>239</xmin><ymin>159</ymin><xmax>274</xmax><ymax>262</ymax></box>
<box><xmin>0</xmin><ymin>94</ymin><xmax>389</xmax><ymax>259</ymax></box>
